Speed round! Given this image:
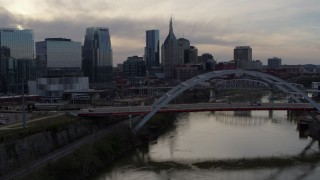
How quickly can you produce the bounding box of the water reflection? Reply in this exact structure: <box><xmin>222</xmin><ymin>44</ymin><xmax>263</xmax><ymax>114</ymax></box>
<box><xmin>147</xmin><ymin>111</ymin><xmax>318</xmax><ymax>161</ymax></box>
<box><xmin>97</xmin><ymin>107</ymin><xmax>320</xmax><ymax>180</ymax></box>
<box><xmin>97</xmin><ymin>164</ymin><xmax>320</xmax><ymax>180</ymax></box>
<box><xmin>215</xmin><ymin>111</ymin><xmax>269</xmax><ymax>127</ymax></box>
<box><xmin>262</xmin><ymin>162</ymin><xmax>320</xmax><ymax>180</ymax></box>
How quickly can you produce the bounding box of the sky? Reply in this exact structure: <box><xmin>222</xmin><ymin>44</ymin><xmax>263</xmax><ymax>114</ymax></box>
<box><xmin>0</xmin><ymin>0</ymin><xmax>319</xmax><ymax>65</ymax></box>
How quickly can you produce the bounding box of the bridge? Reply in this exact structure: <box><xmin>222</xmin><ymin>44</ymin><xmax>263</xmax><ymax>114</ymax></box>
<box><xmin>128</xmin><ymin>79</ymin><xmax>306</xmax><ymax>97</ymax></box>
<box><xmin>77</xmin><ymin>70</ymin><xmax>320</xmax><ymax>134</ymax></box>
<box><xmin>77</xmin><ymin>102</ymin><xmax>317</xmax><ymax>117</ymax></box>
<box><xmin>129</xmin><ymin>70</ymin><xmax>320</xmax><ymax>134</ymax></box>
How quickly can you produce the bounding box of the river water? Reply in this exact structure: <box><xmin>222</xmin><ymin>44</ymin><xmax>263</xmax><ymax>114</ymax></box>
<box><xmin>96</xmin><ymin>94</ymin><xmax>320</xmax><ymax>180</ymax></box>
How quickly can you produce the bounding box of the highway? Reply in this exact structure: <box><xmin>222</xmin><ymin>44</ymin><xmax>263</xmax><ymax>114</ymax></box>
<box><xmin>77</xmin><ymin>102</ymin><xmax>317</xmax><ymax>117</ymax></box>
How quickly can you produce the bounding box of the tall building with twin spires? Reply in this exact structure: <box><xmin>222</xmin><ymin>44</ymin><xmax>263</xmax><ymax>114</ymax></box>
<box><xmin>161</xmin><ymin>18</ymin><xmax>179</xmax><ymax>81</ymax></box>
<box><xmin>82</xmin><ymin>27</ymin><xmax>113</xmax><ymax>88</ymax></box>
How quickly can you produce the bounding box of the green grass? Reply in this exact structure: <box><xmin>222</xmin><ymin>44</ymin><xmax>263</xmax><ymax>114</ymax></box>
<box><xmin>22</xmin><ymin>130</ymin><xmax>135</xmax><ymax>180</ymax></box>
<box><xmin>29</xmin><ymin>111</ymin><xmax>53</xmax><ymax>120</ymax></box>
<box><xmin>0</xmin><ymin>114</ymin><xmax>82</xmax><ymax>143</ymax></box>
<box><xmin>192</xmin><ymin>154</ymin><xmax>320</xmax><ymax>169</ymax></box>
<box><xmin>114</xmin><ymin>154</ymin><xmax>320</xmax><ymax>171</ymax></box>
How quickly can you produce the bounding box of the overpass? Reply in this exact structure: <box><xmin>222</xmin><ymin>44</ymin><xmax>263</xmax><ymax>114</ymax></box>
<box><xmin>77</xmin><ymin>102</ymin><xmax>317</xmax><ymax>117</ymax></box>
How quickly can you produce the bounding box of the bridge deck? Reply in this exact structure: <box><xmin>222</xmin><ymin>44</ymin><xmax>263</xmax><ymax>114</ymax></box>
<box><xmin>77</xmin><ymin>103</ymin><xmax>316</xmax><ymax>117</ymax></box>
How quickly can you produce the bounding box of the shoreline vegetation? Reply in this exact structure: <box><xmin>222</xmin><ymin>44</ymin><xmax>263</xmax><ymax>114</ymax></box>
<box><xmin>192</xmin><ymin>154</ymin><xmax>320</xmax><ymax>169</ymax></box>
<box><xmin>122</xmin><ymin>153</ymin><xmax>320</xmax><ymax>171</ymax></box>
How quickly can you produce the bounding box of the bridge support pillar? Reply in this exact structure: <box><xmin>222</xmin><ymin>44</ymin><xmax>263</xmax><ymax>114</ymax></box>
<box><xmin>268</xmin><ymin>91</ymin><xmax>276</xmax><ymax>118</ymax></box>
<box><xmin>209</xmin><ymin>89</ymin><xmax>216</xmax><ymax>102</ymax></box>
<box><xmin>287</xmin><ymin>110</ymin><xmax>294</xmax><ymax>121</ymax></box>
<box><xmin>269</xmin><ymin>110</ymin><xmax>273</xmax><ymax>118</ymax></box>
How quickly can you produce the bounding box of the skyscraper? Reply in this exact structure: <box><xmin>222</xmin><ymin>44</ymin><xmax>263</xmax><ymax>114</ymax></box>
<box><xmin>178</xmin><ymin>38</ymin><xmax>190</xmax><ymax>64</ymax></box>
<box><xmin>234</xmin><ymin>46</ymin><xmax>252</xmax><ymax>69</ymax></box>
<box><xmin>0</xmin><ymin>28</ymin><xmax>35</xmax><ymax>94</ymax></box>
<box><xmin>185</xmin><ymin>46</ymin><xmax>198</xmax><ymax>64</ymax></box>
<box><xmin>0</xmin><ymin>28</ymin><xmax>34</xmax><ymax>60</ymax></box>
<box><xmin>36</xmin><ymin>38</ymin><xmax>82</xmax><ymax>77</ymax></box>
<box><xmin>0</xmin><ymin>46</ymin><xmax>11</xmax><ymax>93</ymax></box>
<box><xmin>145</xmin><ymin>30</ymin><xmax>160</xmax><ymax>68</ymax></box>
<box><xmin>161</xmin><ymin>18</ymin><xmax>179</xmax><ymax>81</ymax></box>
<box><xmin>82</xmin><ymin>27</ymin><xmax>113</xmax><ymax>88</ymax></box>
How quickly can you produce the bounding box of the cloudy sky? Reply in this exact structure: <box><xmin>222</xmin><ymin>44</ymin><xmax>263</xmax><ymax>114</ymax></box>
<box><xmin>1</xmin><ymin>0</ymin><xmax>319</xmax><ymax>65</ymax></box>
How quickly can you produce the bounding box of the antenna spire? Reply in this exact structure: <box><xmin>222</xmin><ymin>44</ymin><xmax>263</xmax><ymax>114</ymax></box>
<box><xmin>169</xmin><ymin>17</ymin><xmax>173</xmax><ymax>33</ymax></box>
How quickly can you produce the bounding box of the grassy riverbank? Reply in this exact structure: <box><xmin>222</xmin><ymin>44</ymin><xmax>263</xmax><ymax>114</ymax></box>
<box><xmin>192</xmin><ymin>154</ymin><xmax>320</xmax><ymax>169</ymax></box>
<box><xmin>21</xmin><ymin>113</ymin><xmax>178</xmax><ymax>180</ymax></box>
<box><xmin>124</xmin><ymin>153</ymin><xmax>320</xmax><ymax>171</ymax></box>
<box><xmin>23</xmin><ymin>130</ymin><xmax>135</xmax><ymax>180</ymax></box>
<box><xmin>0</xmin><ymin>114</ymin><xmax>79</xmax><ymax>143</ymax></box>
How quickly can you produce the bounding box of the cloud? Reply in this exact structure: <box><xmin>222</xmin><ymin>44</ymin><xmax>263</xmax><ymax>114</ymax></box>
<box><xmin>1</xmin><ymin>0</ymin><xmax>320</xmax><ymax>65</ymax></box>
<box><xmin>0</xmin><ymin>7</ymin><xmax>21</xmax><ymax>27</ymax></box>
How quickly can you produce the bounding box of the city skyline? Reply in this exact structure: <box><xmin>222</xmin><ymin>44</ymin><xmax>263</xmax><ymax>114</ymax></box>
<box><xmin>0</xmin><ymin>0</ymin><xmax>319</xmax><ymax>65</ymax></box>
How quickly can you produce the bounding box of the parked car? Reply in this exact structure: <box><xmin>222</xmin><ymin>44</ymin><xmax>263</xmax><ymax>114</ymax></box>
<box><xmin>0</xmin><ymin>121</ymin><xmax>6</xmax><ymax>125</ymax></box>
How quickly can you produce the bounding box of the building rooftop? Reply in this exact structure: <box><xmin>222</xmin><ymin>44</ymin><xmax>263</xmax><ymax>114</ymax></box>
<box><xmin>45</xmin><ymin>38</ymin><xmax>71</xmax><ymax>42</ymax></box>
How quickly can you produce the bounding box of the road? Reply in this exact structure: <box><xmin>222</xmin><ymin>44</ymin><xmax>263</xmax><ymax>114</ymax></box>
<box><xmin>77</xmin><ymin>102</ymin><xmax>317</xmax><ymax>117</ymax></box>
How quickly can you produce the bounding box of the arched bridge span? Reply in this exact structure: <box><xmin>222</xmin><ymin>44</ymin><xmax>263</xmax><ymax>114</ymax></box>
<box><xmin>133</xmin><ymin>70</ymin><xmax>320</xmax><ymax>133</ymax></box>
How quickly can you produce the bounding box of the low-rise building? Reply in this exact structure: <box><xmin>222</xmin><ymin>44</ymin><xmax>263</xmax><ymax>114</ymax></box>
<box><xmin>312</xmin><ymin>82</ymin><xmax>320</xmax><ymax>98</ymax></box>
<box><xmin>28</xmin><ymin>77</ymin><xmax>89</xmax><ymax>103</ymax></box>
<box><xmin>246</xmin><ymin>60</ymin><xmax>262</xmax><ymax>71</ymax></box>
<box><xmin>174</xmin><ymin>64</ymin><xmax>200</xmax><ymax>81</ymax></box>
<box><xmin>215</xmin><ymin>61</ymin><xmax>236</xmax><ymax>70</ymax></box>
<box><xmin>304</xmin><ymin>64</ymin><xmax>320</xmax><ymax>74</ymax></box>
<box><xmin>123</xmin><ymin>56</ymin><xmax>146</xmax><ymax>77</ymax></box>
<box><xmin>268</xmin><ymin>57</ymin><xmax>282</xmax><ymax>69</ymax></box>
<box><xmin>281</xmin><ymin>65</ymin><xmax>304</xmax><ymax>75</ymax></box>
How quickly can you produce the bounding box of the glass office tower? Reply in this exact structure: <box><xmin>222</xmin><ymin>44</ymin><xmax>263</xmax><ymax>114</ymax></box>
<box><xmin>36</xmin><ymin>38</ymin><xmax>82</xmax><ymax>77</ymax></box>
<box><xmin>0</xmin><ymin>28</ymin><xmax>34</xmax><ymax>59</ymax></box>
<box><xmin>145</xmin><ymin>30</ymin><xmax>160</xmax><ymax>68</ymax></box>
<box><xmin>82</xmin><ymin>27</ymin><xmax>113</xmax><ymax>88</ymax></box>
<box><xmin>0</xmin><ymin>28</ymin><xmax>35</xmax><ymax>94</ymax></box>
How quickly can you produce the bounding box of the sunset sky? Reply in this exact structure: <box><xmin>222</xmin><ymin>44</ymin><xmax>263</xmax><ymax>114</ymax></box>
<box><xmin>0</xmin><ymin>0</ymin><xmax>319</xmax><ymax>65</ymax></box>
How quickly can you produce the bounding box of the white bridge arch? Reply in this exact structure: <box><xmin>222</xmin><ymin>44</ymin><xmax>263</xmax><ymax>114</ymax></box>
<box><xmin>133</xmin><ymin>70</ymin><xmax>319</xmax><ymax>133</ymax></box>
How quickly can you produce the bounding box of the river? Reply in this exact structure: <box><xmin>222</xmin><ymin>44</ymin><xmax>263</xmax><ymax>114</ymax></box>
<box><xmin>96</xmin><ymin>94</ymin><xmax>320</xmax><ymax>180</ymax></box>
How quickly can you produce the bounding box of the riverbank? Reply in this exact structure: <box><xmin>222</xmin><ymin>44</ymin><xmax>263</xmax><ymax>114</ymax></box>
<box><xmin>104</xmin><ymin>153</ymin><xmax>320</xmax><ymax>171</ymax></box>
<box><xmin>19</xmin><ymin>113</ymin><xmax>177</xmax><ymax>180</ymax></box>
<box><xmin>0</xmin><ymin>113</ymin><xmax>129</xmax><ymax>179</ymax></box>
